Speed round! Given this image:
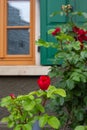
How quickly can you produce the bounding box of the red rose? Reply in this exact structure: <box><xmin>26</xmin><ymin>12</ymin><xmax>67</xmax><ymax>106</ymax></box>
<box><xmin>73</xmin><ymin>26</ymin><xmax>85</xmax><ymax>35</ymax></box>
<box><xmin>77</xmin><ymin>32</ymin><xmax>87</xmax><ymax>42</ymax></box>
<box><xmin>77</xmin><ymin>29</ymin><xmax>85</xmax><ymax>35</ymax></box>
<box><xmin>73</xmin><ymin>26</ymin><xmax>80</xmax><ymax>34</ymax></box>
<box><xmin>84</xmin><ymin>35</ymin><xmax>87</xmax><ymax>41</ymax></box>
<box><xmin>37</xmin><ymin>76</ymin><xmax>50</xmax><ymax>90</ymax></box>
<box><xmin>10</xmin><ymin>94</ymin><xmax>16</xmax><ymax>99</ymax></box>
<box><xmin>73</xmin><ymin>26</ymin><xmax>87</xmax><ymax>42</ymax></box>
<box><xmin>52</xmin><ymin>28</ymin><xmax>61</xmax><ymax>36</ymax></box>
<box><xmin>77</xmin><ymin>35</ymin><xmax>84</xmax><ymax>42</ymax></box>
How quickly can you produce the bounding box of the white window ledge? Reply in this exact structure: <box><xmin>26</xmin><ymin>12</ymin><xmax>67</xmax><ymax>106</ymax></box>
<box><xmin>0</xmin><ymin>66</ymin><xmax>50</xmax><ymax>76</ymax></box>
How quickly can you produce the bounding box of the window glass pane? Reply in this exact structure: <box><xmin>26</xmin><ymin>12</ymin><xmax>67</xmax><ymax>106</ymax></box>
<box><xmin>7</xmin><ymin>29</ymin><xmax>30</xmax><ymax>55</ymax></box>
<box><xmin>8</xmin><ymin>0</ymin><xmax>30</xmax><ymax>26</ymax></box>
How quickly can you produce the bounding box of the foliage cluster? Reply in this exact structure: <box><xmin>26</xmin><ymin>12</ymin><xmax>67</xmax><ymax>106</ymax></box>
<box><xmin>37</xmin><ymin>4</ymin><xmax>87</xmax><ymax>130</ymax></box>
<box><xmin>0</xmin><ymin>76</ymin><xmax>66</xmax><ymax>130</ymax></box>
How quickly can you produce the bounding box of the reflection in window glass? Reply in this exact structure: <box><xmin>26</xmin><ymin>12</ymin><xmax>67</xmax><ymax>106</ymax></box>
<box><xmin>8</xmin><ymin>0</ymin><xmax>30</xmax><ymax>26</ymax></box>
<box><xmin>7</xmin><ymin>29</ymin><xmax>30</xmax><ymax>55</ymax></box>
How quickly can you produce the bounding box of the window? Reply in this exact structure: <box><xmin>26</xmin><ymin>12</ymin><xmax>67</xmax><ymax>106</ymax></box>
<box><xmin>0</xmin><ymin>0</ymin><xmax>35</xmax><ymax>65</ymax></box>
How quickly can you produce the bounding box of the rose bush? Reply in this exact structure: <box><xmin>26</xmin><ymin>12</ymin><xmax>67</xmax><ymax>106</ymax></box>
<box><xmin>0</xmin><ymin>76</ymin><xmax>66</xmax><ymax>130</ymax></box>
<box><xmin>36</xmin><ymin>4</ymin><xmax>87</xmax><ymax>130</ymax></box>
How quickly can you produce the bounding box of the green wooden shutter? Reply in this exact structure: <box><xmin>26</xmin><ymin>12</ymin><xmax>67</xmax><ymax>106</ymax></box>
<box><xmin>40</xmin><ymin>0</ymin><xmax>87</xmax><ymax>65</ymax></box>
<box><xmin>70</xmin><ymin>0</ymin><xmax>87</xmax><ymax>23</ymax></box>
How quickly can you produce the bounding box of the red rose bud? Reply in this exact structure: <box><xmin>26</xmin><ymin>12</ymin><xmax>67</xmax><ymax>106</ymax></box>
<box><xmin>80</xmin><ymin>43</ymin><xmax>84</xmax><ymax>50</ymax></box>
<box><xmin>37</xmin><ymin>75</ymin><xmax>50</xmax><ymax>90</ymax></box>
<box><xmin>52</xmin><ymin>28</ymin><xmax>61</xmax><ymax>36</ymax></box>
<box><xmin>10</xmin><ymin>94</ymin><xmax>16</xmax><ymax>99</ymax></box>
<box><xmin>73</xmin><ymin>26</ymin><xmax>80</xmax><ymax>34</ymax></box>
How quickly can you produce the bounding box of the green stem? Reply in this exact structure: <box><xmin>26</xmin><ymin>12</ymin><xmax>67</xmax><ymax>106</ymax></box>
<box><xmin>60</xmin><ymin>41</ymin><xmax>63</xmax><ymax>50</ymax></box>
<box><xmin>42</xmin><ymin>97</ymin><xmax>47</xmax><ymax>106</ymax></box>
<box><xmin>39</xmin><ymin>97</ymin><xmax>47</xmax><ymax>116</ymax></box>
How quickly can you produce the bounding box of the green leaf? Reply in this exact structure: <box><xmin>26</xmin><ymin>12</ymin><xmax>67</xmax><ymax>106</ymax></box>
<box><xmin>35</xmin><ymin>98</ymin><xmax>42</xmax><ymax>104</ymax></box>
<box><xmin>1</xmin><ymin>117</ymin><xmax>9</xmax><ymax>123</ymax></box>
<box><xmin>78</xmin><ymin>113</ymin><xmax>84</xmax><ymax>121</ymax></box>
<box><xmin>28</xmin><ymin>95</ymin><xmax>35</xmax><ymax>100</ymax></box>
<box><xmin>8</xmin><ymin>121</ymin><xmax>14</xmax><ymax>128</ymax></box>
<box><xmin>39</xmin><ymin>115</ymin><xmax>48</xmax><ymax>128</ymax></box>
<box><xmin>48</xmin><ymin>29</ymin><xmax>55</xmax><ymax>34</ymax></box>
<box><xmin>75</xmin><ymin>126</ymin><xmax>86</xmax><ymax>130</ymax></box>
<box><xmin>0</xmin><ymin>96</ymin><xmax>11</xmax><ymax>107</ymax></box>
<box><xmin>70</xmin><ymin>72</ymin><xmax>81</xmax><ymax>82</ymax></box>
<box><xmin>84</xmin><ymin>96</ymin><xmax>87</xmax><ymax>106</ymax></box>
<box><xmin>72</xmin><ymin>41</ymin><xmax>80</xmax><ymax>50</ymax></box>
<box><xmin>47</xmin><ymin>86</ymin><xmax>55</xmax><ymax>98</ymax></box>
<box><xmin>37</xmin><ymin>104</ymin><xmax>45</xmax><ymax>113</ymax></box>
<box><xmin>48</xmin><ymin>116</ymin><xmax>60</xmax><ymax>129</ymax></box>
<box><xmin>23</xmin><ymin>100</ymin><xmax>36</xmax><ymax>111</ymax></box>
<box><xmin>74</xmin><ymin>109</ymin><xmax>84</xmax><ymax>121</ymax></box>
<box><xmin>59</xmin><ymin>97</ymin><xmax>64</xmax><ymax>105</ymax></box>
<box><xmin>36</xmin><ymin>39</ymin><xmax>56</xmax><ymax>48</ymax></box>
<box><xmin>24</xmin><ymin>124</ymin><xmax>32</xmax><ymax>130</ymax></box>
<box><xmin>81</xmin><ymin>50</ymin><xmax>87</xmax><ymax>59</ymax></box>
<box><xmin>47</xmin><ymin>86</ymin><xmax>66</xmax><ymax>98</ymax></box>
<box><xmin>82</xmin><ymin>12</ymin><xmax>87</xmax><ymax>18</ymax></box>
<box><xmin>14</xmin><ymin>125</ymin><xmax>22</xmax><ymax>130</ymax></box>
<box><xmin>36</xmin><ymin>90</ymin><xmax>46</xmax><ymax>97</ymax></box>
<box><xmin>50</xmin><ymin>11</ymin><xmax>64</xmax><ymax>17</ymax></box>
<box><xmin>29</xmin><ymin>91</ymin><xmax>37</xmax><ymax>96</ymax></box>
<box><xmin>66</xmin><ymin>79</ymin><xmax>74</xmax><ymax>90</ymax></box>
<box><xmin>54</xmin><ymin>88</ymin><xmax>66</xmax><ymax>97</ymax></box>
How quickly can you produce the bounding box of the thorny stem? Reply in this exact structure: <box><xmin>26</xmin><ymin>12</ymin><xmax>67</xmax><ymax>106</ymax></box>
<box><xmin>18</xmin><ymin>106</ymin><xmax>23</xmax><ymax>116</ymax></box>
<box><xmin>17</xmin><ymin>105</ymin><xmax>27</xmax><ymax>130</ymax></box>
<box><xmin>42</xmin><ymin>97</ymin><xmax>47</xmax><ymax>106</ymax></box>
<box><xmin>39</xmin><ymin>96</ymin><xmax>47</xmax><ymax>116</ymax></box>
<box><xmin>62</xmin><ymin>105</ymin><xmax>72</xmax><ymax>130</ymax></box>
<box><xmin>40</xmin><ymin>97</ymin><xmax>55</xmax><ymax>130</ymax></box>
<box><xmin>60</xmin><ymin>40</ymin><xmax>63</xmax><ymax>50</ymax></box>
